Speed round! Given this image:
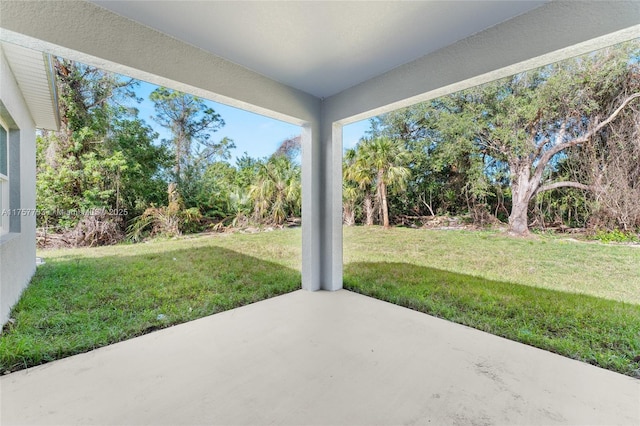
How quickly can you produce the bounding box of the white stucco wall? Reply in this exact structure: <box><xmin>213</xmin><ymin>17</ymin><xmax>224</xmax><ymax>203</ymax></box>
<box><xmin>0</xmin><ymin>47</ymin><xmax>37</xmax><ymax>327</ymax></box>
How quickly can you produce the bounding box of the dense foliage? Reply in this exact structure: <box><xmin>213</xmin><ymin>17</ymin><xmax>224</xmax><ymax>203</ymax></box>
<box><xmin>36</xmin><ymin>41</ymin><xmax>639</xmax><ymax>245</ymax></box>
<box><xmin>36</xmin><ymin>60</ymin><xmax>302</xmax><ymax>246</ymax></box>
<box><xmin>352</xmin><ymin>40</ymin><xmax>640</xmax><ymax>235</ymax></box>
<box><xmin>36</xmin><ymin>59</ymin><xmax>170</xmax><ymax>244</ymax></box>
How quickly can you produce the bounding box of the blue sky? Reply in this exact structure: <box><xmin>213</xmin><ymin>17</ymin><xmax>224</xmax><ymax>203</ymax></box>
<box><xmin>132</xmin><ymin>81</ymin><xmax>370</xmax><ymax>162</ymax></box>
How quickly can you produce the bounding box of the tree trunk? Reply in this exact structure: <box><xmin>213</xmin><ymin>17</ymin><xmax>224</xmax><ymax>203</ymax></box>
<box><xmin>343</xmin><ymin>204</ymin><xmax>355</xmax><ymax>226</ymax></box>
<box><xmin>380</xmin><ymin>180</ymin><xmax>390</xmax><ymax>228</ymax></box>
<box><xmin>508</xmin><ymin>160</ymin><xmax>535</xmax><ymax>235</ymax></box>
<box><xmin>509</xmin><ymin>197</ymin><xmax>530</xmax><ymax>235</ymax></box>
<box><xmin>364</xmin><ymin>194</ymin><xmax>374</xmax><ymax>226</ymax></box>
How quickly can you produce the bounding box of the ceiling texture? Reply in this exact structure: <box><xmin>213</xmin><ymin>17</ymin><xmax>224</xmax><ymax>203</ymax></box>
<box><xmin>92</xmin><ymin>1</ymin><xmax>548</xmax><ymax>98</ymax></box>
<box><xmin>1</xmin><ymin>42</ymin><xmax>59</xmax><ymax>130</ymax></box>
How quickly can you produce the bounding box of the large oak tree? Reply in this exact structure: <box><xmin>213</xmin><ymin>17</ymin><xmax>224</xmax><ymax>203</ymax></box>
<box><xmin>437</xmin><ymin>41</ymin><xmax>640</xmax><ymax>234</ymax></box>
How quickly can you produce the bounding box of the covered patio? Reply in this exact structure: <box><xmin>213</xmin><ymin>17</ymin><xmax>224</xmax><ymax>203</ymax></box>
<box><xmin>1</xmin><ymin>1</ymin><xmax>640</xmax><ymax>424</ymax></box>
<box><xmin>3</xmin><ymin>290</ymin><xmax>639</xmax><ymax>425</ymax></box>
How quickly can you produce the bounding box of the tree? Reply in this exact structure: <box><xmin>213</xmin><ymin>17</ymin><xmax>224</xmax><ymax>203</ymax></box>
<box><xmin>438</xmin><ymin>42</ymin><xmax>640</xmax><ymax>234</ymax></box>
<box><xmin>197</xmin><ymin>161</ymin><xmax>236</xmax><ymax>216</ymax></box>
<box><xmin>366</xmin><ymin>102</ymin><xmax>492</xmax><ymax>221</ymax></box>
<box><xmin>344</xmin><ymin>146</ymin><xmax>375</xmax><ymax>225</ymax></box>
<box><xmin>580</xmin><ymin>101</ymin><xmax>640</xmax><ymax>231</ymax></box>
<box><xmin>347</xmin><ymin>137</ymin><xmax>410</xmax><ymax>228</ymax></box>
<box><xmin>105</xmin><ymin>116</ymin><xmax>170</xmax><ymax>216</ymax></box>
<box><xmin>149</xmin><ymin>88</ymin><xmax>229</xmax><ymax>195</ymax></box>
<box><xmin>178</xmin><ymin>136</ymin><xmax>235</xmax><ymax>211</ymax></box>
<box><xmin>37</xmin><ymin>58</ymin><xmax>166</xmax><ymax>236</ymax></box>
<box><xmin>249</xmin><ymin>154</ymin><xmax>301</xmax><ymax>225</ymax></box>
<box><xmin>342</xmin><ymin>148</ymin><xmax>362</xmax><ymax>226</ymax></box>
<box><xmin>274</xmin><ymin>135</ymin><xmax>301</xmax><ymax>161</ymax></box>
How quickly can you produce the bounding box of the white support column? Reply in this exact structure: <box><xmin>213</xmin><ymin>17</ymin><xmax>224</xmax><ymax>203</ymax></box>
<box><xmin>319</xmin><ymin>106</ymin><xmax>343</xmax><ymax>291</ymax></box>
<box><xmin>301</xmin><ymin>107</ymin><xmax>343</xmax><ymax>292</ymax></box>
<box><xmin>326</xmin><ymin>121</ymin><xmax>343</xmax><ymax>291</ymax></box>
<box><xmin>301</xmin><ymin>121</ymin><xmax>321</xmax><ymax>291</ymax></box>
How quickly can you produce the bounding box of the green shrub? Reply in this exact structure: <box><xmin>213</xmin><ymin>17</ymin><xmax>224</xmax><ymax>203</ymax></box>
<box><xmin>593</xmin><ymin>229</ymin><xmax>640</xmax><ymax>244</ymax></box>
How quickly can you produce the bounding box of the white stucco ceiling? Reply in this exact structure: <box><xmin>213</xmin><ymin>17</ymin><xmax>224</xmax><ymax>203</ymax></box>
<box><xmin>91</xmin><ymin>1</ymin><xmax>547</xmax><ymax>98</ymax></box>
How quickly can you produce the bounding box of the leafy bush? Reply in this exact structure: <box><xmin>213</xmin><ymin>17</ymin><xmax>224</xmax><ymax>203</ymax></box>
<box><xmin>593</xmin><ymin>229</ymin><xmax>640</xmax><ymax>244</ymax></box>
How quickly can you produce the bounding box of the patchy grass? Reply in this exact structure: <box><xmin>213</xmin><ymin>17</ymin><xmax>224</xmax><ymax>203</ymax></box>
<box><xmin>0</xmin><ymin>231</ymin><xmax>301</xmax><ymax>373</ymax></box>
<box><xmin>2</xmin><ymin>227</ymin><xmax>639</xmax><ymax>377</ymax></box>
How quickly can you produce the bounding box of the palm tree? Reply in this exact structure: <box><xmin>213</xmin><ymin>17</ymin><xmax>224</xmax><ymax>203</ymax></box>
<box><xmin>357</xmin><ymin>137</ymin><xmax>410</xmax><ymax>228</ymax></box>
<box><xmin>249</xmin><ymin>154</ymin><xmax>301</xmax><ymax>225</ymax></box>
<box><xmin>342</xmin><ymin>149</ymin><xmax>360</xmax><ymax>225</ymax></box>
<box><xmin>344</xmin><ymin>147</ymin><xmax>375</xmax><ymax>225</ymax></box>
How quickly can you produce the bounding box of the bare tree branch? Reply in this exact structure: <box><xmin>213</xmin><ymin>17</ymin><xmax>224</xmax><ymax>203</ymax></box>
<box><xmin>534</xmin><ymin>181</ymin><xmax>593</xmax><ymax>196</ymax></box>
<box><xmin>531</xmin><ymin>92</ymin><xmax>640</xmax><ymax>190</ymax></box>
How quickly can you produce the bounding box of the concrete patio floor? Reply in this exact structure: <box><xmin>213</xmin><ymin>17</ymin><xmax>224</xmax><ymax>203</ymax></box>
<box><xmin>1</xmin><ymin>290</ymin><xmax>639</xmax><ymax>425</ymax></box>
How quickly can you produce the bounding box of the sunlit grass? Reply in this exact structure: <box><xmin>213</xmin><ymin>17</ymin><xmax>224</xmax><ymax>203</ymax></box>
<box><xmin>341</xmin><ymin>227</ymin><xmax>640</xmax><ymax>377</ymax></box>
<box><xmin>343</xmin><ymin>226</ymin><xmax>640</xmax><ymax>304</ymax></box>
<box><xmin>344</xmin><ymin>261</ymin><xmax>640</xmax><ymax>377</ymax></box>
<box><xmin>1</xmin><ymin>227</ymin><xmax>639</xmax><ymax>377</ymax></box>
<box><xmin>0</xmin><ymin>231</ymin><xmax>301</xmax><ymax>373</ymax></box>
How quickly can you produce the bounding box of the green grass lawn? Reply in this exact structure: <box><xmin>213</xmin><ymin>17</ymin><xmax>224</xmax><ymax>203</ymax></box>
<box><xmin>343</xmin><ymin>227</ymin><xmax>640</xmax><ymax>304</ymax></box>
<box><xmin>0</xmin><ymin>231</ymin><xmax>302</xmax><ymax>373</ymax></box>
<box><xmin>1</xmin><ymin>227</ymin><xmax>639</xmax><ymax>377</ymax></box>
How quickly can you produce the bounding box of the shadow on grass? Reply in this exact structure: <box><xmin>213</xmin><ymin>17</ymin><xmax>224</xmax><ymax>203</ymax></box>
<box><xmin>0</xmin><ymin>246</ymin><xmax>300</xmax><ymax>373</ymax></box>
<box><xmin>344</xmin><ymin>261</ymin><xmax>640</xmax><ymax>378</ymax></box>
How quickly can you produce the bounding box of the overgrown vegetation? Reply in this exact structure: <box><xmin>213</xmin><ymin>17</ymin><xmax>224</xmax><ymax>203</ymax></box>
<box><xmin>593</xmin><ymin>229</ymin><xmax>640</xmax><ymax>244</ymax></box>
<box><xmin>1</xmin><ymin>228</ymin><xmax>639</xmax><ymax>377</ymax></box>
<box><xmin>35</xmin><ymin>41</ymin><xmax>640</xmax><ymax>247</ymax></box>
<box><xmin>36</xmin><ymin>59</ymin><xmax>302</xmax><ymax>247</ymax></box>
<box><xmin>36</xmin><ymin>59</ymin><xmax>170</xmax><ymax>242</ymax></box>
<box><xmin>353</xmin><ymin>40</ymin><xmax>640</xmax><ymax>235</ymax></box>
